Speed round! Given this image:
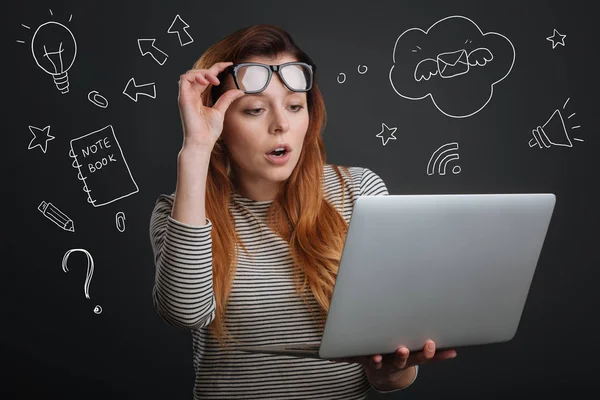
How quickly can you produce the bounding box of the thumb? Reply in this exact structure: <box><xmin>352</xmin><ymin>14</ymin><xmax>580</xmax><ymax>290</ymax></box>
<box><xmin>213</xmin><ymin>89</ymin><xmax>245</xmax><ymax>116</ymax></box>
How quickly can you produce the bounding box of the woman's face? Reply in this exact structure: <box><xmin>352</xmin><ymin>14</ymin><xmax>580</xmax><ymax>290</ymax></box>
<box><xmin>221</xmin><ymin>53</ymin><xmax>310</xmax><ymax>201</ymax></box>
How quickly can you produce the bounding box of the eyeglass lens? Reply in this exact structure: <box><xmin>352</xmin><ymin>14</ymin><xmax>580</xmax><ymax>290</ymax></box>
<box><xmin>237</xmin><ymin>64</ymin><xmax>310</xmax><ymax>92</ymax></box>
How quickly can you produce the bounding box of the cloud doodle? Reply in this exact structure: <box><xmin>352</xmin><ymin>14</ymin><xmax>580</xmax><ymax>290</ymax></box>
<box><xmin>389</xmin><ymin>15</ymin><xmax>515</xmax><ymax>118</ymax></box>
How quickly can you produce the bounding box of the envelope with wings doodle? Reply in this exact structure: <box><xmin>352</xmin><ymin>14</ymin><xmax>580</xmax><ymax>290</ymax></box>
<box><xmin>437</xmin><ymin>49</ymin><xmax>470</xmax><ymax>78</ymax></box>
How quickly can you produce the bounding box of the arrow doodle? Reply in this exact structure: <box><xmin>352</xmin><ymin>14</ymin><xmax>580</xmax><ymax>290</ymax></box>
<box><xmin>123</xmin><ymin>77</ymin><xmax>156</xmax><ymax>102</ymax></box>
<box><xmin>137</xmin><ymin>38</ymin><xmax>168</xmax><ymax>65</ymax></box>
<box><xmin>167</xmin><ymin>14</ymin><xmax>194</xmax><ymax>46</ymax></box>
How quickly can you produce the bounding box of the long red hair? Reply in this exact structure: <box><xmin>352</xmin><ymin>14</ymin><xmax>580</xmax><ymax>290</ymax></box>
<box><xmin>194</xmin><ymin>24</ymin><xmax>351</xmax><ymax>348</ymax></box>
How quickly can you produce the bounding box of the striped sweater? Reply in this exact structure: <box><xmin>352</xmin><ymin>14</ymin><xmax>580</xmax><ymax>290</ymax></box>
<box><xmin>150</xmin><ymin>164</ymin><xmax>414</xmax><ymax>399</ymax></box>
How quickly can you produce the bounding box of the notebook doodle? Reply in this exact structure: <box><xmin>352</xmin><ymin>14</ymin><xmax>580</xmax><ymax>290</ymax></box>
<box><xmin>69</xmin><ymin>125</ymin><xmax>139</xmax><ymax>207</ymax></box>
<box><xmin>389</xmin><ymin>15</ymin><xmax>515</xmax><ymax>118</ymax></box>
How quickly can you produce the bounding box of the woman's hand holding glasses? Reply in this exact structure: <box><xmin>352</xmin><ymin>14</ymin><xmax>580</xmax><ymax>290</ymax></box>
<box><xmin>177</xmin><ymin>62</ymin><xmax>245</xmax><ymax>150</ymax></box>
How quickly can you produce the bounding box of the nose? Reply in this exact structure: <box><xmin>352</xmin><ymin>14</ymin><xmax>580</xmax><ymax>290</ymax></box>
<box><xmin>269</xmin><ymin>104</ymin><xmax>290</xmax><ymax>134</ymax></box>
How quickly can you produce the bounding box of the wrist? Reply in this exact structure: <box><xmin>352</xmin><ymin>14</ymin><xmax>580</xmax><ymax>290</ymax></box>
<box><xmin>370</xmin><ymin>365</ymin><xmax>419</xmax><ymax>393</ymax></box>
<box><xmin>178</xmin><ymin>146</ymin><xmax>213</xmax><ymax>164</ymax></box>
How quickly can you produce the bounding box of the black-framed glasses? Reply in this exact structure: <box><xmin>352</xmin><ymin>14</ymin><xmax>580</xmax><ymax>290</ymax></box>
<box><xmin>225</xmin><ymin>61</ymin><xmax>315</xmax><ymax>94</ymax></box>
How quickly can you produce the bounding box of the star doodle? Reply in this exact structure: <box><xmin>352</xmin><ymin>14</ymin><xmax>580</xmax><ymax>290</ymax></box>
<box><xmin>375</xmin><ymin>123</ymin><xmax>398</xmax><ymax>146</ymax></box>
<box><xmin>546</xmin><ymin>29</ymin><xmax>566</xmax><ymax>49</ymax></box>
<box><xmin>28</xmin><ymin>125</ymin><xmax>55</xmax><ymax>153</ymax></box>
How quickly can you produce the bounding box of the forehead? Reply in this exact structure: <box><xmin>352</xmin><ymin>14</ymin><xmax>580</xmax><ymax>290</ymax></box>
<box><xmin>242</xmin><ymin>54</ymin><xmax>298</xmax><ymax>65</ymax></box>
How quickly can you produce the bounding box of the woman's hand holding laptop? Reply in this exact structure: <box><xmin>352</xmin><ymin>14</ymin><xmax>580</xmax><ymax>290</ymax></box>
<box><xmin>331</xmin><ymin>340</ymin><xmax>457</xmax><ymax>391</ymax></box>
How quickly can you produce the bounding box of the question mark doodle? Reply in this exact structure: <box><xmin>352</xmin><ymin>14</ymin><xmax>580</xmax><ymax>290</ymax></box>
<box><xmin>62</xmin><ymin>248</ymin><xmax>102</xmax><ymax>314</ymax></box>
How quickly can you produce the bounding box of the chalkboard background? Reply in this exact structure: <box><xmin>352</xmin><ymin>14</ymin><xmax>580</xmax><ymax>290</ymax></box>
<box><xmin>5</xmin><ymin>0</ymin><xmax>598</xmax><ymax>398</ymax></box>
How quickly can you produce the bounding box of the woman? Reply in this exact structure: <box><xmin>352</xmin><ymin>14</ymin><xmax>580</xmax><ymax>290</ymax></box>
<box><xmin>150</xmin><ymin>24</ymin><xmax>456</xmax><ymax>399</ymax></box>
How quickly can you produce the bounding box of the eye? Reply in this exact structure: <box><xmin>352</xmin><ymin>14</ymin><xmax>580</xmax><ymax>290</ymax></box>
<box><xmin>289</xmin><ymin>104</ymin><xmax>305</xmax><ymax>112</ymax></box>
<box><xmin>244</xmin><ymin>108</ymin><xmax>264</xmax><ymax>116</ymax></box>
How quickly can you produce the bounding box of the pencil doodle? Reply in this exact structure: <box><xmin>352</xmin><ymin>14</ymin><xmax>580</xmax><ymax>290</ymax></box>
<box><xmin>376</xmin><ymin>123</ymin><xmax>398</xmax><ymax>146</ymax></box>
<box><xmin>88</xmin><ymin>90</ymin><xmax>108</xmax><ymax>108</ymax></box>
<box><xmin>17</xmin><ymin>9</ymin><xmax>77</xmax><ymax>94</ymax></box>
<box><xmin>427</xmin><ymin>142</ymin><xmax>461</xmax><ymax>175</ymax></box>
<box><xmin>27</xmin><ymin>125</ymin><xmax>54</xmax><ymax>153</ymax></box>
<box><xmin>167</xmin><ymin>14</ymin><xmax>193</xmax><ymax>46</ymax></box>
<box><xmin>529</xmin><ymin>98</ymin><xmax>583</xmax><ymax>148</ymax></box>
<box><xmin>137</xmin><ymin>38</ymin><xmax>168</xmax><ymax>65</ymax></box>
<box><xmin>38</xmin><ymin>201</ymin><xmax>74</xmax><ymax>232</ymax></box>
<box><xmin>389</xmin><ymin>15</ymin><xmax>515</xmax><ymax>118</ymax></box>
<box><xmin>546</xmin><ymin>29</ymin><xmax>566</xmax><ymax>49</ymax></box>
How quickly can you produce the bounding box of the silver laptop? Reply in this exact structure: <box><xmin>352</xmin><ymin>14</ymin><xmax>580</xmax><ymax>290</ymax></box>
<box><xmin>236</xmin><ymin>193</ymin><xmax>556</xmax><ymax>360</ymax></box>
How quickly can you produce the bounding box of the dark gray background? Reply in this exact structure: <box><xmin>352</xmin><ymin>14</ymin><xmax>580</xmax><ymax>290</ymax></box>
<box><xmin>4</xmin><ymin>0</ymin><xmax>598</xmax><ymax>398</ymax></box>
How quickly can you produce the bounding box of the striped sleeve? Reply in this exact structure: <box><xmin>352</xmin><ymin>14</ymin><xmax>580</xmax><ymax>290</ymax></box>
<box><xmin>149</xmin><ymin>194</ymin><xmax>216</xmax><ymax>330</ymax></box>
<box><xmin>359</xmin><ymin>167</ymin><xmax>389</xmax><ymax>196</ymax></box>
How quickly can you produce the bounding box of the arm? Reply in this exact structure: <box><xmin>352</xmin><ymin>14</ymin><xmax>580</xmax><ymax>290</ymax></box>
<box><xmin>149</xmin><ymin>147</ymin><xmax>216</xmax><ymax>329</ymax></box>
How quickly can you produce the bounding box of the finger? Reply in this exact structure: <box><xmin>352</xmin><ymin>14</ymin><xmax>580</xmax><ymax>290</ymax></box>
<box><xmin>207</xmin><ymin>61</ymin><xmax>235</xmax><ymax>78</ymax></box>
<box><xmin>393</xmin><ymin>347</ymin><xmax>410</xmax><ymax>370</ymax></box>
<box><xmin>408</xmin><ymin>340</ymin><xmax>436</xmax><ymax>365</ymax></box>
<box><xmin>369</xmin><ymin>354</ymin><xmax>383</xmax><ymax>370</ymax></box>
<box><xmin>432</xmin><ymin>349</ymin><xmax>457</xmax><ymax>361</ymax></box>
<box><xmin>212</xmin><ymin>89</ymin><xmax>245</xmax><ymax>115</ymax></box>
<box><xmin>184</xmin><ymin>69</ymin><xmax>217</xmax><ymax>86</ymax></box>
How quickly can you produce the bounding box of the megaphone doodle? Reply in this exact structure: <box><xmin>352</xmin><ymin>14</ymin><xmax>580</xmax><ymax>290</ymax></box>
<box><xmin>529</xmin><ymin>98</ymin><xmax>583</xmax><ymax>148</ymax></box>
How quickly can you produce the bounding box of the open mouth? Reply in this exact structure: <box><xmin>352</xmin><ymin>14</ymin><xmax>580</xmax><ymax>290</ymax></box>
<box><xmin>268</xmin><ymin>149</ymin><xmax>287</xmax><ymax>157</ymax></box>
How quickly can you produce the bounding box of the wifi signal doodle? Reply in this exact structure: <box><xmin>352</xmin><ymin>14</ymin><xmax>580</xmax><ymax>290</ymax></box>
<box><xmin>529</xmin><ymin>98</ymin><xmax>583</xmax><ymax>148</ymax></box>
<box><xmin>427</xmin><ymin>142</ymin><xmax>461</xmax><ymax>175</ymax></box>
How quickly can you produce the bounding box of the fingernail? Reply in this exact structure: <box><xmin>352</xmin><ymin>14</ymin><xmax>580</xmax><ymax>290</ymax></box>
<box><xmin>427</xmin><ymin>342</ymin><xmax>435</xmax><ymax>351</ymax></box>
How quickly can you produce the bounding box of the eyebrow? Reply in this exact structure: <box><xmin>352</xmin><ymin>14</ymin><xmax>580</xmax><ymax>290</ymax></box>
<box><xmin>250</xmin><ymin>92</ymin><xmax>302</xmax><ymax>98</ymax></box>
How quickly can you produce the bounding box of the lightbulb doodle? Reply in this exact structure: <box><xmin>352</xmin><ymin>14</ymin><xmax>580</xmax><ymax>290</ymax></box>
<box><xmin>389</xmin><ymin>15</ymin><xmax>515</xmax><ymax>118</ymax></box>
<box><xmin>123</xmin><ymin>77</ymin><xmax>157</xmax><ymax>102</ymax></box>
<box><xmin>427</xmin><ymin>142</ymin><xmax>461</xmax><ymax>176</ymax></box>
<box><xmin>376</xmin><ymin>123</ymin><xmax>398</xmax><ymax>146</ymax></box>
<box><xmin>27</xmin><ymin>125</ymin><xmax>54</xmax><ymax>153</ymax></box>
<box><xmin>138</xmin><ymin>38</ymin><xmax>168</xmax><ymax>65</ymax></box>
<box><xmin>88</xmin><ymin>90</ymin><xmax>109</xmax><ymax>108</ymax></box>
<box><xmin>38</xmin><ymin>200</ymin><xmax>74</xmax><ymax>232</ymax></box>
<box><xmin>529</xmin><ymin>98</ymin><xmax>583</xmax><ymax>149</ymax></box>
<box><xmin>167</xmin><ymin>14</ymin><xmax>194</xmax><ymax>46</ymax></box>
<box><xmin>16</xmin><ymin>9</ymin><xmax>77</xmax><ymax>94</ymax></box>
<box><xmin>546</xmin><ymin>29</ymin><xmax>566</xmax><ymax>49</ymax></box>
<box><xmin>62</xmin><ymin>248</ymin><xmax>102</xmax><ymax>314</ymax></box>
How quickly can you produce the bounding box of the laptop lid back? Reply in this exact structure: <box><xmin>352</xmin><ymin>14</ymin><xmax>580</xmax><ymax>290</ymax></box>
<box><xmin>318</xmin><ymin>193</ymin><xmax>556</xmax><ymax>359</ymax></box>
